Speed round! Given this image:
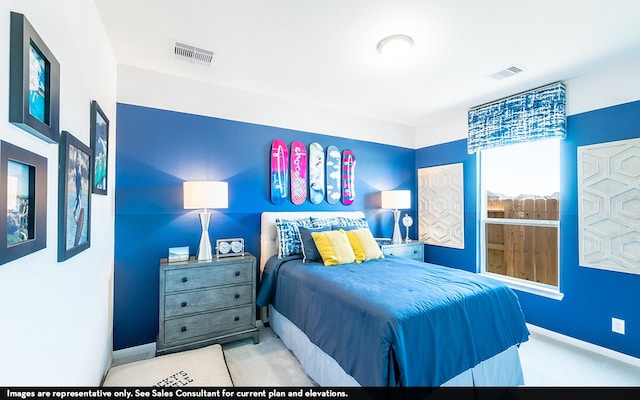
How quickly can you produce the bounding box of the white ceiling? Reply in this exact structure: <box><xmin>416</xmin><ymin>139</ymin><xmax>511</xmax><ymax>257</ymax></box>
<box><xmin>94</xmin><ymin>0</ymin><xmax>640</xmax><ymax>129</ymax></box>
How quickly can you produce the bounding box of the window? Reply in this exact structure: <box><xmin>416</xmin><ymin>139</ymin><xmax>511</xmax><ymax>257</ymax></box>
<box><xmin>480</xmin><ymin>139</ymin><xmax>561</xmax><ymax>297</ymax></box>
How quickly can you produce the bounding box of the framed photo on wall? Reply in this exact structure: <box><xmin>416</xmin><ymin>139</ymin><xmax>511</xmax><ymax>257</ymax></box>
<box><xmin>58</xmin><ymin>131</ymin><xmax>92</xmax><ymax>261</ymax></box>
<box><xmin>90</xmin><ymin>100</ymin><xmax>110</xmax><ymax>195</ymax></box>
<box><xmin>0</xmin><ymin>141</ymin><xmax>47</xmax><ymax>266</ymax></box>
<box><xmin>9</xmin><ymin>12</ymin><xmax>60</xmax><ymax>143</ymax></box>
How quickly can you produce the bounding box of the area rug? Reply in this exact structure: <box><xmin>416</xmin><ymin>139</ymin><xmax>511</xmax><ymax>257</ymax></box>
<box><xmin>103</xmin><ymin>344</ymin><xmax>232</xmax><ymax>387</ymax></box>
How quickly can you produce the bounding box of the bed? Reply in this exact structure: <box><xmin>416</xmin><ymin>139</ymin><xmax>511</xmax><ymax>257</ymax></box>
<box><xmin>257</xmin><ymin>211</ymin><xmax>529</xmax><ymax>387</ymax></box>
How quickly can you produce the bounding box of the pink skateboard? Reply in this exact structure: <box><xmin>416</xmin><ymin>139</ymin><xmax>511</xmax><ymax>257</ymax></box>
<box><xmin>270</xmin><ymin>139</ymin><xmax>289</xmax><ymax>205</ymax></box>
<box><xmin>341</xmin><ymin>149</ymin><xmax>356</xmax><ymax>205</ymax></box>
<box><xmin>290</xmin><ymin>141</ymin><xmax>307</xmax><ymax>205</ymax></box>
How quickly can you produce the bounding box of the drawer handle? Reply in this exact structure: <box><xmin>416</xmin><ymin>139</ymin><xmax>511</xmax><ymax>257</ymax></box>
<box><xmin>181</xmin><ymin>326</ymin><xmax>187</xmax><ymax>332</ymax></box>
<box><xmin>181</xmin><ymin>301</ymin><xmax>187</xmax><ymax>307</ymax></box>
<box><xmin>234</xmin><ymin>271</ymin><xmax>240</xmax><ymax>277</ymax></box>
<box><xmin>181</xmin><ymin>277</ymin><xmax>188</xmax><ymax>283</ymax></box>
<box><xmin>234</xmin><ymin>293</ymin><xmax>240</xmax><ymax>299</ymax></box>
<box><xmin>234</xmin><ymin>316</ymin><xmax>240</xmax><ymax>322</ymax></box>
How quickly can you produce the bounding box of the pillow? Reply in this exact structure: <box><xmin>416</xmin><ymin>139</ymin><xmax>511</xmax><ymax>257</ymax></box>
<box><xmin>332</xmin><ymin>225</ymin><xmax>360</xmax><ymax>231</ymax></box>
<box><xmin>297</xmin><ymin>226</ymin><xmax>330</xmax><ymax>263</ymax></box>
<box><xmin>311</xmin><ymin>230</ymin><xmax>356</xmax><ymax>266</ymax></box>
<box><xmin>275</xmin><ymin>218</ymin><xmax>313</xmax><ymax>258</ymax></box>
<box><xmin>346</xmin><ymin>229</ymin><xmax>384</xmax><ymax>263</ymax></box>
<box><xmin>311</xmin><ymin>216</ymin><xmax>369</xmax><ymax>230</ymax></box>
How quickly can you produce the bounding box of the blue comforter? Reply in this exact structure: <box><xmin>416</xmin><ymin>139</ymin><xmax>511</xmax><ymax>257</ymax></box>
<box><xmin>257</xmin><ymin>255</ymin><xmax>529</xmax><ymax>386</ymax></box>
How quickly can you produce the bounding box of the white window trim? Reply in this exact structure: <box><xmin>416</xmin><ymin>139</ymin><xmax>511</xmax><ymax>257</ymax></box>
<box><xmin>483</xmin><ymin>271</ymin><xmax>564</xmax><ymax>300</ymax></box>
<box><xmin>477</xmin><ymin>152</ymin><xmax>564</xmax><ymax>300</ymax></box>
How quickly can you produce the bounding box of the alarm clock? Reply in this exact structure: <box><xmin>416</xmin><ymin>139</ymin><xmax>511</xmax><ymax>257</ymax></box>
<box><xmin>216</xmin><ymin>238</ymin><xmax>245</xmax><ymax>258</ymax></box>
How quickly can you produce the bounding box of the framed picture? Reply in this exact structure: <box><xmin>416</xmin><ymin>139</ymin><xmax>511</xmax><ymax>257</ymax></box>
<box><xmin>0</xmin><ymin>141</ymin><xmax>47</xmax><ymax>266</ymax></box>
<box><xmin>58</xmin><ymin>131</ymin><xmax>92</xmax><ymax>261</ymax></box>
<box><xmin>9</xmin><ymin>12</ymin><xmax>60</xmax><ymax>143</ymax></box>
<box><xmin>90</xmin><ymin>101</ymin><xmax>110</xmax><ymax>195</ymax></box>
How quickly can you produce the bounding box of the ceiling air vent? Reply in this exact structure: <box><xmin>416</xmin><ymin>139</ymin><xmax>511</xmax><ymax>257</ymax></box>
<box><xmin>490</xmin><ymin>65</ymin><xmax>524</xmax><ymax>80</ymax></box>
<box><xmin>174</xmin><ymin>42</ymin><xmax>214</xmax><ymax>65</ymax></box>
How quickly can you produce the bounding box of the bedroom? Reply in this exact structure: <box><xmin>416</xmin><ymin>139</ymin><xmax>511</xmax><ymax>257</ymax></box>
<box><xmin>0</xmin><ymin>0</ymin><xmax>639</xmax><ymax>386</ymax></box>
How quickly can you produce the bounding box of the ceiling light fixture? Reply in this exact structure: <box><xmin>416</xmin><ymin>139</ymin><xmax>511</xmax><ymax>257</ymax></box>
<box><xmin>377</xmin><ymin>35</ymin><xmax>413</xmax><ymax>58</ymax></box>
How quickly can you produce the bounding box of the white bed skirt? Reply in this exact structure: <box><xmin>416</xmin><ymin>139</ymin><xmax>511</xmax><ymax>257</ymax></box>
<box><xmin>268</xmin><ymin>304</ymin><xmax>525</xmax><ymax>387</ymax></box>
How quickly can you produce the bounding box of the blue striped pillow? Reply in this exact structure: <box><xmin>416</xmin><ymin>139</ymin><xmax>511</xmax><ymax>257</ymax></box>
<box><xmin>275</xmin><ymin>218</ymin><xmax>313</xmax><ymax>258</ymax></box>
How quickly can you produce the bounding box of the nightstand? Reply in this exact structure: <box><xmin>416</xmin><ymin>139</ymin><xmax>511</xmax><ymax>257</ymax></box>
<box><xmin>157</xmin><ymin>254</ymin><xmax>259</xmax><ymax>356</ymax></box>
<box><xmin>380</xmin><ymin>241</ymin><xmax>424</xmax><ymax>262</ymax></box>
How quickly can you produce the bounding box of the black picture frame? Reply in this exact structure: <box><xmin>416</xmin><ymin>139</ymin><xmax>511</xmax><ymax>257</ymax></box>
<box><xmin>90</xmin><ymin>101</ymin><xmax>110</xmax><ymax>195</ymax></box>
<box><xmin>9</xmin><ymin>11</ymin><xmax>60</xmax><ymax>143</ymax></box>
<box><xmin>58</xmin><ymin>131</ymin><xmax>92</xmax><ymax>261</ymax></box>
<box><xmin>0</xmin><ymin>141</ymin><xmax>47</xmax><ymax>266</ymax></box>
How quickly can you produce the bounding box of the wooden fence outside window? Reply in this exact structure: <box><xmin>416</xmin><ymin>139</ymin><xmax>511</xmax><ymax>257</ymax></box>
<box><xmin>486</xmin><ymin>197</ymin><xmax>559</xmax><ymax>286</ymax></box>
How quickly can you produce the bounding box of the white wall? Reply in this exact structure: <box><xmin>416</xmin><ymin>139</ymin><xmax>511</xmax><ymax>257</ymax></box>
<box><xmin>119</xmin><ymin>54</ymin><xmax>640</xmax><ymax>152</ymax></box>
<box><xmin>0</xmin><ymin>0</ymin><xmax>117</xmax><ymax>385</ymax></box>
<box><xmin>117</xmin><ymin>64</ymin><xmax>417</xmax><ymax>149</ymax></box>
<box><xmin>414</xmin><ymin>55</ymin><xmax>640</xmax><ymax>149</ymax></box>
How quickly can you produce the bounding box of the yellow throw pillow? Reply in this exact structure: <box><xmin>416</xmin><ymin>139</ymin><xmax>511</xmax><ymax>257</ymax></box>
<box><xmin>311</xmin><ymin>230</ymin><xmax>356</xmax><ymax>266</ymax></box>
<box><xmin>346</xmin><ymin>229</ymin><xmax>384</xmax><ymax>263</ymax></box>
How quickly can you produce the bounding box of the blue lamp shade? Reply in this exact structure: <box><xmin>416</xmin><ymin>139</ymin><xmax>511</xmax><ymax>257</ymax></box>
<box><xmin>467</xmin><ymin>82</ymin><xmax>566</xmax><ymax>154</ymax></box>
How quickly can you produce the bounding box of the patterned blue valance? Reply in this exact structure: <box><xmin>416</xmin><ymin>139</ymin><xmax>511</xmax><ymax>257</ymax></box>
<box><xmin>467</xmin><ymin>82</ymin><xmax>566</xmax><ymax>154</ymax></box>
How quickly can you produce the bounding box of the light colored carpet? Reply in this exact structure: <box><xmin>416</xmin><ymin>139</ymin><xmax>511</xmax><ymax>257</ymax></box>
<box><xmin>223</xmin><ymin>321</ymin><xmax>640</xmax><ymax>387</ymax></box>
<box><xmin>222</xmin><ymin>321</ymin><xmax>317</xmax><ymax>387</ymax></box>
<box><xmin>518</xmin><ymin>328</ymin><xmax>640</xmax><ymax>386</ymax></box>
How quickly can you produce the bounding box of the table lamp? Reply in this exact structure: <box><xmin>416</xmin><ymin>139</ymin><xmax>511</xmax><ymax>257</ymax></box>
<box><xmin>381</xmin><ymin>190</ymin><xmax>411</xmax><ymax>244</ymax></box>
<box><xmin>183</xmin><ymin>181</ymin><xmax>228</xmax><ymax>261</ymax></box>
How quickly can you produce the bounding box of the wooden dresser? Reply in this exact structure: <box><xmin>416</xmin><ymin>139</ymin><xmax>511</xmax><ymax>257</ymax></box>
<box><xmin>157</xmin><ymin>254</ymin><xmax>259</xmax><ymax>356</ymax></box>
<box><xmin>380</xmin><ymin>241</ymin><xmax>424</xmax><ymax>262</ymax></box>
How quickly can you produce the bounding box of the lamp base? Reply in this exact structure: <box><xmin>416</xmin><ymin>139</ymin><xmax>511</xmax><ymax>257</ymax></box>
<box><xmin>196</xmin><ymin>211</ymin><xmax>212</xmax><ymax>261</ymax></box>
<box><xmin>392</xmin><ymin>209</ymin><xmax>402</xmax><ymax>244</ymax></box>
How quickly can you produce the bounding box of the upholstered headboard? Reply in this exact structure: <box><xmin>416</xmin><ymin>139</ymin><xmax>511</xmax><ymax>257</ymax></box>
<box><xmin>259</xmin><ymin>211</ymin><xmax>366</xmax><ymax>272</ymax></box>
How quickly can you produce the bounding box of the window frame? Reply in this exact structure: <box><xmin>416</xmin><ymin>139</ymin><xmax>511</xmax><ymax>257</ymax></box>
<box><xmin>478</xmin><ymin>149</ymin><xmax>564</xmax><ymax>300</ymax></box>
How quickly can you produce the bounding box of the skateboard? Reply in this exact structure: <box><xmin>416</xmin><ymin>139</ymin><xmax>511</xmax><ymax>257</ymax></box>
<box><xmin>270</xmin><ymin>139</ymin><xmax>289</xmax><ymax>205</ymax></box>
<box><xmin>74</xmin><ymin>207</ymin><xmax>85</xmax><ymax>247</ymax></box>
<box><xmin>290</xmin><ymin>141</ymin><xmax>307</xmax><ymax>205</ymax></box>
<box><xmin>341</xmin><ymin>149</ymin><xmax>356</xmax><ymax>205</ymax></box>
<box><xmin>308</xmin><ymin>142</ymin><xmax>325</xmax><ymax>204</ymax></box>
<box><xmin>325</xmin><ymin>145</ymin><xmax>341</xmax><ymax>204</ymax></box>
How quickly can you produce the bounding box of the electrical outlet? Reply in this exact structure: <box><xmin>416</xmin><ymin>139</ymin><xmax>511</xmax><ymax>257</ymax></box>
<box><xmin>612</xmin><ymin>318</ymin><xmax>625</xmax><ymax>335</ymax></box>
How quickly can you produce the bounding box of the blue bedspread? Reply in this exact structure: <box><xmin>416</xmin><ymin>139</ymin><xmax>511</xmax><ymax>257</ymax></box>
<box><xmin>257</xmin><ymin>255</ymin><xmax>529</xmax><ymax>386</ymax></box>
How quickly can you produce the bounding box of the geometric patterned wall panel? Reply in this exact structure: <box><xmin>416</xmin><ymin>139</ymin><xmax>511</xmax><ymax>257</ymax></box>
<box><xmin>418</xmin><ymin>163</ymin><xmax>464</xmax><ymax>249</ymax></box>
<box><xmin>578</xmin><ymin>137</ymin><xmax>640</xmax><ymax>275</ymax></box>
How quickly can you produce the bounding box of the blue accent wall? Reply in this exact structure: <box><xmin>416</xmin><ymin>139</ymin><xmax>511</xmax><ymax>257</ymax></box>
<box><xmin>114</xmin><ymin>103</ymin><xmax>416</xmax><ymax>350</ymax></box>
<box><xmin>416</xmin><ymin>100</ymin><xmax>640</xmax><ymax>359</ymax></box>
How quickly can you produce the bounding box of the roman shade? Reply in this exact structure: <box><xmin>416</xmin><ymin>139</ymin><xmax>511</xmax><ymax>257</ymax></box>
<box><xmin>467</xmin><ymin>82</ymin><xmax>566</xmax><ymax>154</ymax></box>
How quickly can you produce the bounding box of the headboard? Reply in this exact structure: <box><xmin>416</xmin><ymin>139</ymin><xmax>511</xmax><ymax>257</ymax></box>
<box><xmin>260</xmin><ymin>211</ymin><xmax>366</xmax><ymax>272</ymax></box>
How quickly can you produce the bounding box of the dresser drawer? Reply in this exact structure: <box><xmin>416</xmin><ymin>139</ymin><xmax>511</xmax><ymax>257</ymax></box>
<box><xmin>381</xmin><ymin>242</ymin><xmax>424</xmax><ymax>261</ymax></box>
<box><xmin>165</xmin><ymin>262</ymin><xmax>252</xmax><ymax>293</ymax></box>
<box><xmin>164</xmin><ymin>305</ymin><xmax>253</xmax><ymax>344</ymax></box>
<box><xmin>164</xmin><ymin>284</ymin><xmax>252</xmax><ymax>318</ymax></box>
<box><xmin>157</xmin><ymin>254</ymin><xmax>259</xmax><ymax>355</ymax></box>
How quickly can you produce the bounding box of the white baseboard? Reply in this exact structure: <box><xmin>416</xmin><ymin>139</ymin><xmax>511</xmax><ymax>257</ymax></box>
<box><xmin>111</xmin><ymin>342</ymin><xmax>157</xmax><ymax>367</ymax></box>
<box><xmin>527</xmin><ymin>323</ymin><xmax>640</xmax><ymax>368</ymax></box>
